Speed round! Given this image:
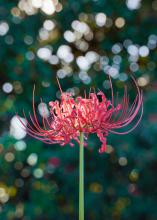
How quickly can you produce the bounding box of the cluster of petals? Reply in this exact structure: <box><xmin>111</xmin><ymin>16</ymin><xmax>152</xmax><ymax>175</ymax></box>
<box><xmin>18</xmin><ymin>77</ymin><xmax>143</xmax><ymax>153</ymax></box>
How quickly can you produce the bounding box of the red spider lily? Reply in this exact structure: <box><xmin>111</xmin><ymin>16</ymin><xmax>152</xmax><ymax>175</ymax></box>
<box><xmin>18</xmin><ymin>76</ymin><xmax>143</xmax><ymax>153</ymax></box>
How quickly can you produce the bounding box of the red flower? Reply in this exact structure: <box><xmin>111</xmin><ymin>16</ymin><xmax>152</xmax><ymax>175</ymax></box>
<box><xmin>18</xmin><ymin>76</ymin><xmax>143</xmax><ymax>153</ymax></box>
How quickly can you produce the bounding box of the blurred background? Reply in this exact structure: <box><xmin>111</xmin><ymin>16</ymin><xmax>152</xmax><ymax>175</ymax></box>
<box><xmin>0</xmin><ymin>0</ymin><xmax>157</xmax><ymax>219</ymax></box>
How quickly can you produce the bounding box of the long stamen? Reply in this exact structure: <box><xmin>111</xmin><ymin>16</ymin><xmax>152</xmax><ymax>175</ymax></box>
<box><xmin>56</xmin><ymin>77</ymin><xmax>63</xmax><ymax>93</ymax></box>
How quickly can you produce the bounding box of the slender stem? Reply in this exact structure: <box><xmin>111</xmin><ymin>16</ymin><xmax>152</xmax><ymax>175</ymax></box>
<box><xmin>79</xmin><ymin>132</ymin><xmax>84</xmax><ymax>220</ymax></box>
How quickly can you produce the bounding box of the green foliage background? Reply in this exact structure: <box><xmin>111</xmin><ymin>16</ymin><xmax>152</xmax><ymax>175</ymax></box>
<box><xmin>0</xmin><ymin>0</ymin><xmax>157</xmax><ymax>219</ymax></box>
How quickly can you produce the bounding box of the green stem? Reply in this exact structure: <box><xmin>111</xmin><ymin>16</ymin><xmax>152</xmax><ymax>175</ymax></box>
<box><xmin>79</xmin><ymin>132</ymin><xmax>84</xmax><ymax>220</ymax></box>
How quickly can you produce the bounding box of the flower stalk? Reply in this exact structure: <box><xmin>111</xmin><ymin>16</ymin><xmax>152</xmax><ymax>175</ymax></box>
<box><xmin>79</xmin><ymin>132</ymin><xmax>84</xmax><ymax>220</ymax></box>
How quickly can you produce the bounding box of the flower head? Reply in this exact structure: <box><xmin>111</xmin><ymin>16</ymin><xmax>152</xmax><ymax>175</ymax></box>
<box><xmin>18</xmin><ymin>76</ymin><xmax>143</xmax><ymax>153</ymax></box>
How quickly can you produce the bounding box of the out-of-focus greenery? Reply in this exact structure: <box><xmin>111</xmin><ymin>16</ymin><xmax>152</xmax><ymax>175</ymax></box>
<box><xmin>0</xmin><ymin>0</ymin><xmax>157</xmax><ymax>219</ymax></box>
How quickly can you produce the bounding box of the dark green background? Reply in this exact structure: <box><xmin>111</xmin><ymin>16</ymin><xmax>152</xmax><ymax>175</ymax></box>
<box><xmin>0</xmin><ymin>0</ymin><xmax>157</xmax><ymax>219</ymax></box>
